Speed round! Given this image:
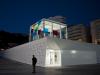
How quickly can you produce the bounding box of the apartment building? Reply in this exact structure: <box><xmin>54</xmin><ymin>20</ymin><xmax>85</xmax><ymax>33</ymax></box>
<box><xmin>67</xmin><ymin>24</ymin><xmax>90</xmax><ymax>42</ymax></box>
<box><xmin>91</xmin><ymin>19</ymin><xmax>100</xmax><ymax>44</ymax></box>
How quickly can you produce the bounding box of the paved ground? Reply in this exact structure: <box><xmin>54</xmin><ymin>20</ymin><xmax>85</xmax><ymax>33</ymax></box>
<box><xmin>0</xmin><ymin>57</ymin><xmax>100</xmax><ymax>75</ymax></box>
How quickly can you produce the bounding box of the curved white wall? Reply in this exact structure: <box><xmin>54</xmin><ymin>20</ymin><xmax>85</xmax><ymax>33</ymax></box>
<box><xmin>4</xmin><ymin>37</ymin><xmax>100</xmax><ymax>67</ymax></box>
<box><xmin>61</xmin><ymin>50</ymin><xmax>97</xmax><ymax>66</ymax></box>
<box><xmin>4</xmin><ymin>38</ymin><xmax>47</xmax><ymax>67</ymax></box>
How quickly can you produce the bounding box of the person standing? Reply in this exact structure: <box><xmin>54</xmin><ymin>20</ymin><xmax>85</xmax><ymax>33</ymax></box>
<box><xmin>32</xmin><ymin>55</ymin><xmax>37</xmax><ymax>73</ymax></box>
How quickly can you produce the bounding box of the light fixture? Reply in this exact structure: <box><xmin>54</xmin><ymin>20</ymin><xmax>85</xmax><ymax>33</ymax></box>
<box><xmin>71</xmin><ymin>50</ymin><xmax>77</xmax><ymax>54</ymax></box>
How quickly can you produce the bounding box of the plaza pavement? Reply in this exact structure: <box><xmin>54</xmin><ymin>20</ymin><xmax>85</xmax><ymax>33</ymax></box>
<box><xmin>0</xmin><ymin>57</ymin><xmax>100</xmax><ymax>75</ymax></box>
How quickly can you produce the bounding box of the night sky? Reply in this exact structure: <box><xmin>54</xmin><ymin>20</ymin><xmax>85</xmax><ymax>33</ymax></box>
<box><xmin>0</xmin><ymin>0</ymin><xmax>100</xmax><ymax>34</ymax></box>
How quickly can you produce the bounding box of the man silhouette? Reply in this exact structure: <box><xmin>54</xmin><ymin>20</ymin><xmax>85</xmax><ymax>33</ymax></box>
<box><xmin>32</xmin><ymin>55</ymin><xmax>37</xmax><ymax>73</ymax></box>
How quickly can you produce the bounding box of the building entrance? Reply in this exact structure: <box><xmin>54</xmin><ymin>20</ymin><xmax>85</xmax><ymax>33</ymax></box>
<box><xmin>45</xmin><ymin>49</ymin><xmax>61</xmax><ymax>67</ymax></box>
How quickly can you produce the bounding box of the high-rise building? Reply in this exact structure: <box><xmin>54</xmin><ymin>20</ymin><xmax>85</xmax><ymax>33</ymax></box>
<box><xmin>67</xmin><ymin>24</ymin><xmax>89</xmax><ymax>42</ymax></box>
<box><xmin>91</xmin><ymin>19</ymin><xmax>100</xmax><ymax>44</ymax></box>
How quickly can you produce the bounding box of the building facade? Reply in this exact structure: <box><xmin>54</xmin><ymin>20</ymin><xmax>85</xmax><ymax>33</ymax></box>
<box><xmin>91</xmin><ymin>19</ymin><xmax>100</xmax><ymax>45</ymax></box>
<box><xmin>3</xmin><ymin>19</ymin><xmax>100</xmax><ymax>67</ymax></box>
<box><xmin>4</xmin><ymin>37</ymin><xmax>100</xmax><ymax>67</ymax></box>
<box><xmin>67</xmin><ymin>24</ymin><xmax>89</xmax><ymax>42</ymax></box>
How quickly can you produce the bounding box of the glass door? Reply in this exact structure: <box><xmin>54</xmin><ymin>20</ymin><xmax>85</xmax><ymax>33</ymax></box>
<box><xmin>45</xmin><ymin>49</ymin><xmax>61</xmax><ymax>67</ymax></box>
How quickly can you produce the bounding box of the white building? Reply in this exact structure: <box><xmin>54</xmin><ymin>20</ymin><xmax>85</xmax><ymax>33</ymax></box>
<box><xmin>4</xmin><ymin>19</ymin><xmax>100</xmax><ymax>67</ymax></box>
<box><xmin>4</xmin><ymin>37</ymin><xmax>100</xmax><ymax>67</ymax></box>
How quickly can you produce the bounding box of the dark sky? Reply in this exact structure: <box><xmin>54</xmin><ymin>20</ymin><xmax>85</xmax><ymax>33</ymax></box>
<box><xmin>0</xmin><ymin>0</ymin><xmax>100</xmax><ymax>33</ymax></box>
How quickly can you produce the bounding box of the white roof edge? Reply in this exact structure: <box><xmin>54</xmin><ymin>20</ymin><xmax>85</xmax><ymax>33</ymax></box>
<box><xmin>41</xmin><ymin>18</ymin><xmax>67</xmax><ymax>26</ymax></box>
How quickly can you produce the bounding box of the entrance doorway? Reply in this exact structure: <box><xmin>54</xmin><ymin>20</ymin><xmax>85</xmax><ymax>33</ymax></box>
<box><xmin>45</xmin><ymin>49</ymin><xmax>61</xmax><ymax>67</ymax></box>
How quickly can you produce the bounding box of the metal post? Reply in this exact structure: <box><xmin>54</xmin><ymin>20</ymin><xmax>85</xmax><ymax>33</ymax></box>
<box><xmin>50</xmin><ymin>22</ymin><xmax>53</xmax><ymax>37</ymax></box>
<box><xmin>43</xmin><ymin>20</ymin><xmax>45</xmax><ymax>37</ymax></box>
<box><xmin>29</xmin><ymin>26</ymin><xmax>32</xmax><ymax>42</ymax></box>
<box><xmin>37</xmin><ymin>30</ymin><xmax>39</xmax><ymax>39</ymax></box>
<box><xmin>50</xmin><ymin>23</ymin><xmax>52</xmax><ymax>37</ymax></box>
<box><xmin>66</xmin><ymin>26</ymin><xmax>68</xmax><ymax>39</ymax></box>
<box><xmin>60</xmin><ymin>25</ymin><xmax>62</xmax><ymax>39</ymax></box>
